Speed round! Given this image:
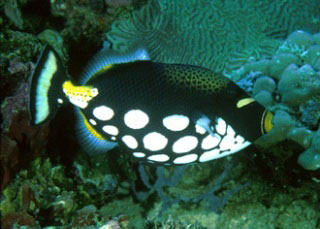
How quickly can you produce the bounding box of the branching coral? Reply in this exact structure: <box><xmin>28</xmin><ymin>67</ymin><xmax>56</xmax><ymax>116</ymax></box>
<box><xmin>133</xmin><ymin>160</ymin><xmax>244</xmax><ymax>217</ymax></box>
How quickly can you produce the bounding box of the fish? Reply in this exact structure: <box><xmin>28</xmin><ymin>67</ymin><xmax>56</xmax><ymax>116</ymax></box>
<box><xmin>29</xmin><ymin>45</ymin><xmax>274</xmax><ymax>165</ymax></box>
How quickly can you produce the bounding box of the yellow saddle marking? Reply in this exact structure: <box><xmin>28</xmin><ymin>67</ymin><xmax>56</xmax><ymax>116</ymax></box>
<box><xmin>62</xmin><ymin>81</ymin><xmax>98</xmax><ymax>109</ymax></box>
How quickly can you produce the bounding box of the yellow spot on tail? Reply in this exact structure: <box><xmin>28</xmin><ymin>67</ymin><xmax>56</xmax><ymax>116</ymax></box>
<box><xmin>261</xmin><ymin>110</ymin><xmax>274</xmax><ymax>134</ymax></box>
<box><xmin>62</xmin><ymin>81</ymin><xmax>98</xmax><ymax>108</ymax></box>
<box><xmin>80</xmin><ymin>111</ymin><xmax>105</xmax><ymax>140</ymax></box>
<box><xmin>236</xmin><ymin>98</ymin><xmax>255</xmax><ymax>108</ymax></box>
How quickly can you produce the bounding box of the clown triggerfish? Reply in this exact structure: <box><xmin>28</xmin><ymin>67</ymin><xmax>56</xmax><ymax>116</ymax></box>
<box><xmin>29</xmin><ymin>45</ymin><xmax>274</xmax><ymax>165</ymax></box>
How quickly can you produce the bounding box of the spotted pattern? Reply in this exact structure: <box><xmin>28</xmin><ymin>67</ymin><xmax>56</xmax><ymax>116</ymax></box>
<box><xmin>165</xmin><ymin>65</ymin><xmax>228</xmax><ymax>94</ymax></box>
<box><xmin>90</xmin><ymin>106</ymin><xmax>250</xmax><ymax>165</ymax></box>
<box><xmin>201</xmin><ymin>134</ymin><xmax>220</xmax><ymax>150</ymax></box>
<box><xmin>148</xmin><ymin>154</ymin><xmax>170</xmax><ymax>162</ymax></box>
<box><xmin>63</xmin><ymin>81</ymin><xmax>98</xmax><ymax>109</ymax></box>
<box><xmin>143</xmin><ymin>132</ymin><xmax>168</xmax><ymax>151</ymax></box>
<box><xmin>162</xmin><ymin>114</ymin><xmax>189</xmax><ymax>131</ymax></box>
<box><xmin>172</xmin><ymin>136</ymin><xmax>198</xmax><ymax>153</ymax></box>
<box><xmin>195</xmin><ymin>124</ymin><xmax>206</xmax><ymax>134</ymax></box>
<box><xmin>93</xmin><ymin>105</ymin><xmax>114</xmax><ymax>121</ymax></box>
<box><xmin>173</xmin><ymin>154</ymin><xmax>198</xmax><ymax>164</ymax></box>
<box><xmin>199</xmin><ymin>121</ymin><xmax>251</xmax><ymax>162</ymax></box>
<box><xmin>102</xmin><ymin>125</ymin><xmax>119</xmax><ymax>136</ymax></box>
<box><xmin>133</xmin><ymin>152</ymin><xmax>145</xmax><ymax>158</ymax></box>
<box><xmin>124</xmin><ymin>109</ymin><xmax>149</xmax><ymax>129</ymax></box>
<box><xmin>89</xmin><ymin>119</ymin><xmax>97</xmax><ymax>126</ymax></box>
<box><xmin>122</xmin><ymin>135</ymin><xmax>138</xmax><ymax>149</ymax></box>
<box><xmin>199</xmin><ymin>149</ymin><xmax>221</xmax><ymax>162</ymax></box>
<box><xmin>215</xmin><ymin>118</ymin><xmax>226</xmax><ymax>135</ymax></box>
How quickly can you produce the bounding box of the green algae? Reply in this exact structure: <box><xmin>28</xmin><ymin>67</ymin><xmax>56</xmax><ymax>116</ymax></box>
<box><xmin>1</xmin><ymin>151</ymin><xmax>319</xmax><ymax>228</ymax></box>
<box><xmin>143</xmin><ymin>163</ymin><xmax>320</xmax><ymax>229</ymax></box>
<box><xmin>0</xmin><ymin>158</ymin><xmax>72</xmax><ymax>216</ymax></box>
<box><xmin>38</xmin><ymin>29</ymin><xmax>69</xmax><ymax>62</ymax></box>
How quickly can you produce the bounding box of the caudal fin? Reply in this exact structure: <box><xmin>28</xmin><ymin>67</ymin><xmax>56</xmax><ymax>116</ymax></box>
<box><xmin>29</xmin><ymin>45</ymin><xmax>68</xmax><ymax>125</ymax></box>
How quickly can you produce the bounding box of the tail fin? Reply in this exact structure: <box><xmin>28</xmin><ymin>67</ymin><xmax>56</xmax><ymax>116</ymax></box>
<box><xmin>29</xmin><ymin>45</ymin><xmax>68</xmax><ymax>125</ymax></box>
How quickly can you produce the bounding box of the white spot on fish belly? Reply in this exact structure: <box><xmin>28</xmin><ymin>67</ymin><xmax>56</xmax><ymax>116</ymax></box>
<box><xmin>195</xmin><ymin>124</ymin><xmax>206</xmax><ymax>134</ymax></box>
<box><xmin>93</xmin><ymin>105</ymin><xmax>114</xmax><ymax>121</ymax></box>
<box><xmin>220</xmin><ymin>132</ymin><xmax>251</xmax><ymax>152</ymax></box>
<box><xmin>199</xmin><ymin>122</ymin><xmax>251</xmax><ymax>162</ymax></box>
<box><xmin>143</xmin><ymin>132</ymin><xmax>168</xmax><ymax>151</ymax></box>
<box><xmin>173</xmin><ymin>154</ymin><xmax>198</xmax><ymax>164</ymax></box>
<box><xmin>124</xmin><ymin>109</ymin><xmax>149</xmax><ymax>129</ymax></box>
<box><xmin>195</xmin><ymin>116</ymin><xmax>212</xmax><ymax>134</ymax></box>
<box><xmin>102</xmin><ymin>125</ymin><xmax>119</xmax><ymax>136</ymax></box>
<box><xmin>122</xmin><ymin>135</ymin><xmax>138</xmax><ymax>149</ymax></box>
<box><xmin>148</xmin><ymin>154</ymin><xmax>169</xmax><ymax>162</ymax></box>
<box><xmin>201</xmin><ymin>134</ymin><xmax>221</xmax><ymax>150</ymax></box>
<box><xmin>199</xmin><ymin>149</ymin><xmax>221</xmax><ymax>162</ymax></box>
<box><xmin>162</xmin><ymin>114</ymin><xmax>190</xmax><ymax>131</ymax></box>
<box><xmin>133</xmin><ymin>152</ymin><xmax>146</xmax><ymax>158</ymax></box>
<box><xmin>227</xmin><ymin>125</ymin><xmax>236</xmax><ymax>137</ymax></box>
<box><xmin>219</xmin><ymin>125</ymin><xmax>237</xmax><ymax>151</ymax></box>
<box><xmin>215</xmin><ymin>117</ymin><xmax>226</xmax><ymax>135</ymax></box>
<box><xmin>172</xmin><ymin>136</ymin><xmax>198</xmax><ymax>153</ymax></box>
<box><xmin>89</xmin><ymin>119</ymin><xmax>97</xmax><ymax>125</ymax></box>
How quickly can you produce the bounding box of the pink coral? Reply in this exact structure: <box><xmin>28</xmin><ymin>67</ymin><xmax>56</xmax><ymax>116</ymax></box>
<box><xmin>1</xmin><ymin>212</ymin><xmax>37</xmax><ymax>229</ymax></box>
<box><xmin>7</xmin><ymin>57</ymin><xmax>34</xmax><ymax>75</ymax></box>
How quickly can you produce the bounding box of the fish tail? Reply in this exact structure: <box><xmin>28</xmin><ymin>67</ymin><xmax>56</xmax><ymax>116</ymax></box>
<box><xmin>29</xmin><ymin>45</ymin><xmax>69</xmax><ymax>125</ymax></box>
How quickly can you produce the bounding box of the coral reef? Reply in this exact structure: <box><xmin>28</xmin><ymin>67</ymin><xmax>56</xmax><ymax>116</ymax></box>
<box><xmin>228</xmin><ymin>30</ymin><xmax>320</xmax><ymax>171</ymax></box>
<box><xmin>0</xmin><ymin>82</ymin><xmax>50</xmax><ymax>190</ymax></box>
<box><xmin>132</xmin><ymin>161</ymin><xmax>242</xmax><ymax>217</ymax></box>
<box><xmin>0</xmin><ymin>156</ymin><xmax>134</xmax><ymax>227</ymax></box>
<box><xmin>107</xmin><ymin>0</ymin><xmax>320</xmax><ymax>73</ymax></box>
<box><xmin>1</xmin><ymin>0</ymin><xmax>319</xmax><ymax>228</ymax></box>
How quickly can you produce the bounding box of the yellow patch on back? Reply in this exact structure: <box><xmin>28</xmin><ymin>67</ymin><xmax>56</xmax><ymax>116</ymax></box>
<box><xmin>236</xmin><ymin>98</ymin><xmax>255</xmax><ymax>108</ymax></box>
<box><xmin>63</xmin><ymin>81</ymin><xmax>98</xmax><ymax>108</ymax></box>
<box><xmin>80</xmin><ymin>111</ymin><xmax>105</xmax><ymax>140</ymax></box>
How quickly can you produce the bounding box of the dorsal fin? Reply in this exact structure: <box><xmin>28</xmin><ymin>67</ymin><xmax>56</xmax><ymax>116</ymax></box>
<box><xmin>80</xmin><ymin>43</ymin><xmax>150</xmax><ymax>84</ymax></box>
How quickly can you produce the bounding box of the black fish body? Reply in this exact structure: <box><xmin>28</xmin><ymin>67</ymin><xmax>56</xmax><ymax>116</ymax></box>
<box><xmin>29</xmin><ymin>45</ymin><xmax>273</xmax><ymax>165</ymax></box>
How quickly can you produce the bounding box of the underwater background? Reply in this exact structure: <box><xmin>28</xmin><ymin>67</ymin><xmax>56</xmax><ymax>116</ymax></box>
<box><xmin>0</xmin><ymin>0</ymin><xmax>320</xmax><ymax>228</ymax></box>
